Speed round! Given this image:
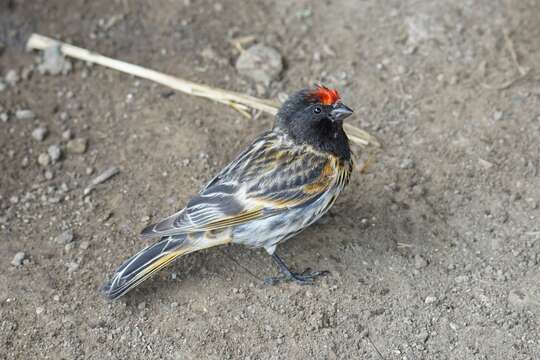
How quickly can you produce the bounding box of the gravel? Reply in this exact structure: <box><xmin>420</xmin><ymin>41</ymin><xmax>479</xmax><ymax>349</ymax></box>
<box><xmin>66</xmin><ymin>138</ymin><xmax>88</xmax><ymax>154</ymax></box>
<box><xmin>32</xmin><ymin>127</ymin><xmax>48</xmax><ymax>142</ymax></box>
<box><xmin>11</xmin><ymin>252</ymin><xmax>26</xmax><ymax>266</ymax></box>
<box><xmin>400</xmin><ymin>158</ymin><xmax>415</xmax><ymax>169</ymax></box>
<box><xmin>66</xmin><ymin>261</ymin><xmax>79</xmax><ymax>273</ymax></box>
<box><xmin>37</xmin><ymin>153</ymin><xmax>51</xmax><ymax>167</ymax></box>
<box><xmin>15</xmin><ymin>109</ymin><xmax>36</xmax><ymax>120</ymax></box>
<box><xmin>48</xmin><ymin>144</ymin><xmax>62</xmax><ymax>163</ymax></box>
<box><xmin>55</xmin><ymin>229</ymin><xmax>74</xmax><ymax>245</ymax></box>
<box><xmin>5</xmin><ymin>69</ymin><xmax>19</xmax><ymax>86</ymax></box>
<box><xmin>493</xmin><ymin>110</ymin><xmax>504</xmax><ymax>121</ymax></box>
<box><xmin>414</xmin><ymin>254</ymin><xmax>429</xmax><ymax>269</ymax></box>
<box><xmin>62</xmin><ymin>129</ymin><xmax>73</xmax><ymax>140</ymax></box>
<box><xmin>507</xmin><ymin>289</ymin><xmax>530</xmax><ymax>310</ymax></box>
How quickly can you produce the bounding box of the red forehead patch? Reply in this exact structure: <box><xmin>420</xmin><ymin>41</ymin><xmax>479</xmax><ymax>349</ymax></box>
<box><xmin>308</xmin><ymin>86</ymin><xmax>341</xmax><ymax>105</ymax></box>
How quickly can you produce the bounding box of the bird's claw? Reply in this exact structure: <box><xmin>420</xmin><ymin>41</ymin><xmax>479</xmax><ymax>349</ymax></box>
<box><xmin>264</xmin><ymin>269</ymin><xmax>329</xmax><ymax>286</ymax></box>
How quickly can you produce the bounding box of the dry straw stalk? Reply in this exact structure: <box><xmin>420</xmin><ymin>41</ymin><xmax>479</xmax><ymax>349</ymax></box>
<box><xmin>27</xmin><ymin>33</ymin><xmax>380</xmax><ymax>148</ymax></box>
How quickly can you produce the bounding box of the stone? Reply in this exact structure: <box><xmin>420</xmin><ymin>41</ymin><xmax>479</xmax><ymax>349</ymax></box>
<box><xmin>414</xmin><ymin>254</ymin><xmax>429</xmax><ymax>269</ymax></box>
<box><xmin>235</xmin><ymin>44</ymin><xmax>283</xmax><ymax>86</ymax></box>
<box><xmin>32</xmin><ymin>127</ymin><xmax>48</xmax><ymax>142</ymax></box>
<box><xmin>11</xmin><ymin>252</ymin><xmax>26</xmax><ymax>266</ymax></box>
<box><xmin>508</xmin><ymin>289</ymin><xmax>530</xmax><ymax>309</ymax></box>
<box><xmin>48</xmin><ymin>144</ymin><xmax>62</xmax><ymax>163</ymax></box>
<box><xmin>5</xmin><ymin>69</ymin><xmax>19</xmax><ymax>85</ymax></box>
<box><xmin>37</xmin><ymin>153</ymin><xmax>51</xmax><ymax>167</ymax></box>
<box><xmin>55</xmin><ymin>229</ymin><xmax>74</xmax><ymax>245</ymax></box>
<box><xmin>66</xmin><ymin>138</ymin><xmax>88</xmax><ymax>154</ymax></box>
<box><xmin>400</xmin><ymin>158</ymin><xmax>415</xmax><ymax>169</ymax></box>
<box><xmin>15</xmin><ymin>109</ymin><xmax>36</xmax><ymax>120</ymax></box>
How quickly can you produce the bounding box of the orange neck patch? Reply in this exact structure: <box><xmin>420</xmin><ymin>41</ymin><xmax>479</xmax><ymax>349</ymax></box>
<box><xmin>308</xmin><ymin>86</ymin><xmax>341</xmax><ymax>105</ymax></box>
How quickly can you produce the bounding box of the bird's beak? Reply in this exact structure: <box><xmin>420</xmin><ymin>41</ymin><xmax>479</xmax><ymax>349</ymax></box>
<box><xmin>330</xmin><ymin>103</ymin><xmax>354</xmax><ymax>122</ymax></box>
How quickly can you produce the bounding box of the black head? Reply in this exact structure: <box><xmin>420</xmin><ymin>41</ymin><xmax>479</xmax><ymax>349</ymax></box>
<box><xmin>276</xmin><ymin>86</ymin><xmax>353</xmax><ymax>159</ymax></box>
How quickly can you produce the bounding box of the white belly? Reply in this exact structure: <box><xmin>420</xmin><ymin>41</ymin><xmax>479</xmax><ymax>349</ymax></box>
<box><xmin>231</xmin><ymin>188</ymin><xmax>341</xmax><ymax>254</ymax></box>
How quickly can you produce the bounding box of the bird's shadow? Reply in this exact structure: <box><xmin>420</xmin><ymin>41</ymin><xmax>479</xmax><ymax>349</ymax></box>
<box><xmin>116</xmin><ymin>181</ymin><xmax>453</xmax><ymax>304</ymax></box>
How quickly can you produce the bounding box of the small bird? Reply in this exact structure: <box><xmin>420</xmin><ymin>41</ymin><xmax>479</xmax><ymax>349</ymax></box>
<box><xmin>102</xmin><ymin>86</ymin><xmax>354</xmax><ymax>299</ymax></box>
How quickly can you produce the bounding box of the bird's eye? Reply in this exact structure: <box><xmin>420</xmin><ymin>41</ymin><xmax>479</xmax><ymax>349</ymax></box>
<box><xmin>313</xmin><ymin>106</ymin><xmax>322</xmax><ymax>114</ymax></box>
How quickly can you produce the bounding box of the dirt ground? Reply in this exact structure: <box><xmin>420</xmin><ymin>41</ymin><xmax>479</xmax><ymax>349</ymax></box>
<box><xmin>1</xmin><ymin>0</ymin><xmax>540</xmax><ymax>359</ymax></box>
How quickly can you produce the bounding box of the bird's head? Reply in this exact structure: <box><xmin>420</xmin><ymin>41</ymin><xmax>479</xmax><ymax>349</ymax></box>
<box><xmin>276</xmin><ymin>86</ymin><xmax>353</xmax><ymax>156</ymax></box>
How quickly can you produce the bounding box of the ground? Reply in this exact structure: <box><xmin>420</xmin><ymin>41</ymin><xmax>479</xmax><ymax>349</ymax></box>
<box><xmin>1</xmin><ymin>0</ymin><xmax>539</xmax><ymax>359</ymax></box>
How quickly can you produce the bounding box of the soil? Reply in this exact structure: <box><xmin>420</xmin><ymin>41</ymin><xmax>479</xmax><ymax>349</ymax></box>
<box><xmin>1</xmin><ymin>0</ymin><xmax>539</xmax><ymax>359</ymax></box>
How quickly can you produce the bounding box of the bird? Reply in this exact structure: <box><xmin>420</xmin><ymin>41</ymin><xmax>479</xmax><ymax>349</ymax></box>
<box><xmin>102</xmin><ymin>86</ymin><xmax>355</xmax><ymax>300</ymax></box>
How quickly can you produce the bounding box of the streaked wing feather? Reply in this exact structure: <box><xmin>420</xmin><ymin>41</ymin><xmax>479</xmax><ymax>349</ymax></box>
<box><xmin>141</xmin><ymin>131</ymin><xmax>345</xmax><ymax>239</ymax></box>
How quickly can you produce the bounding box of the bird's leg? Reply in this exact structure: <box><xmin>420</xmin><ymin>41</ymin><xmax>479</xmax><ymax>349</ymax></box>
<box><xmin>264</xmin><ymin>253</ymin><xmax>329</xmax><ymax>285</ymax></box>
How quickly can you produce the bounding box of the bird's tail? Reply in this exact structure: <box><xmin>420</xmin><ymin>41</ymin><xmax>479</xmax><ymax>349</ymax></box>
<box><xmin>102</xmin><ymin>233</ymin><xmax>227</xmax><ymax>300</ymax></box>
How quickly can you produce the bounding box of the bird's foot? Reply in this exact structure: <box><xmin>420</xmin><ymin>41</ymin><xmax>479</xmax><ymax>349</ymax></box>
<box><xmin>264</xmin><ymin>268</ymin><xmax>329</xmax><ymax>285</ymax></box>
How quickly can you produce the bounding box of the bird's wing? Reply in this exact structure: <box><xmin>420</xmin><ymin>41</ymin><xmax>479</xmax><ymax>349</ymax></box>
<box><xmin>141</xmin><ymin>131</ymin><xmax>351</xmax><ymax>239</ymax></box>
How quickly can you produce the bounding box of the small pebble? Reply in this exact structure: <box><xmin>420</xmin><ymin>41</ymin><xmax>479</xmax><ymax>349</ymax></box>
<box><xmin>425</xmin><ymin>296</ymin><xmax>437</xmax><ymax>304</ymax></box>
<box><xmin>80</xmin><ymin>241</ymin><xmax>90</xmax><ymax>250</ymax></box>
<box><xmin>493</xmin><ymin>111</ymin><xmax>503</xmax><ymax>121</ymax></box>
<box><xmin>62</xmin><ymin>129</ymin><xmax>73</xmax><ymax>140</ymax></box>
<box><xmin>32</xmin><ymin>127</ymin><xmax>48</xmax><ymax>142</ymax></box>
<box><xmin>525</xmin><ymin>198</ymin><xmax>538</xmax><ymax>209</ymax></box>
<box><xmin>400</xmin><ymin>158</ymin><xmax>415</xmax><ymax>169</ymax></box>
<box><xmin>138</xmin><ymin>302</ymin><xmax>146</xmax><ymax>310</ymax></box>
<box><xmin>59</xmin><ymin>112</ymin><xmax>69</xmax><ymax>121</ymax></box>
<box><xmin>455</xmin><ymin>275</ymin><xmax>469</xmax><ymax>284</ymax></box>
<box><xmin>15</xmin><ymin>109</ymin><xmax>36</xmax><ymax>120</ymax></box>
<box><xmin>66</xmin><ymin>138</ymin><xmax>88</xmax><ymax>154</ymax></box>
<box><xmin>55</xmin><ymin>229</ymin><xmax>74</xmax><ymax>245</ymax></box>
<box><xmin>37</xmin><ymin>153</ymin><xmax>51</xmax><ymax>167</ymax></box>
<box><xmin>235</xmin><ymin>44</ymin><xmax>283</xmax><ymax>86</ymax></box>
<box><xmin>508</xmin><ymin>289</ymin><xmax>529</xmax><ymax>309</ymax></box>
<box><xmin>9</xmin><ymin>195</ymin><xmax>19</xmax><ymax>204</ymax></box>
<box><xmin>48</xmin><ymin>144</ymin><xmax>62</xmax><ymax>163</ymax></box>
<box><xmin>0</xmin><ymin>112</ymin><xmax>8</xmax><ymax>122</ymax></box>
<box><xmin>5</xmin><ymin>69</ymin><xmax>19</xmax><ymax>85</ymax></box>
<box><xmin>11</xmin><ymin>252</ymin><xmax>26</xmax><ymax>266</ymax></box>
<box><xmin>35</xmin><ymin>306</ymin><xmax>44</xmax><ymax>315</ymax></box>
<box><xmin>66</xmin><ymin>262</ymin><xmax>79</xmax><ymax>273</ymax></box>
<box><xmin>44</xmin><ymin>170</ymin><xmax>54</xmax><ymax>180</ymax></box>
<box><xmin>414</xmin><ymin>254</ymin><xmax>428</xmax><ymax>269</ymax></box>
<box><xmin>21</xmin><ymin>66</ymin><xmax>33</xmax><ymax>80</ymax></box>
<box><xmin>478</xmin><ymin>158</ymin><xmax>493</xmax><ymax>170</ymax></box>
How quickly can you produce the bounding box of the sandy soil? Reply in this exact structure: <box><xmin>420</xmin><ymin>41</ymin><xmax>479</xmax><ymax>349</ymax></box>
<box><xmin>1</xmin><ymin>0</ymin><xmax>539</xmax><ymax>359</ymax></box>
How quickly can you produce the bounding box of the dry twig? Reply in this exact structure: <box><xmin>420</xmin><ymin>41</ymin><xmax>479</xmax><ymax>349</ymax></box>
<box><xmin>27</xmin><ymin>33</ymin><xmax>381</xmax><ymax>148</ymax></box>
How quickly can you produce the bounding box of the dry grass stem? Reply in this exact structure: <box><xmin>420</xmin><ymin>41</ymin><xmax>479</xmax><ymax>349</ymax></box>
<box><xmin>27</xmin><ymin>33</ymin><xmax>381</xmax><ymax>148</ymax></box>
